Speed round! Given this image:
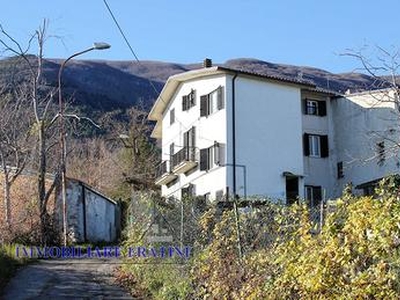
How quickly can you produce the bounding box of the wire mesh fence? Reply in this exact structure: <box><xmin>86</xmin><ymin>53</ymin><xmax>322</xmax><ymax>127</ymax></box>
<box><xmin>124</xmin><ymin>192</ymin><xmax>335</xmax><ymax>259</ymax></box>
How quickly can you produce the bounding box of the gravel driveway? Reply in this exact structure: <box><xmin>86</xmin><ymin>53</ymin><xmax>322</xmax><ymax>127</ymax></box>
<box><xmin>1</xmin><ymin>258</ymin><xmax>133</xmax><ymax>299</ymax></box>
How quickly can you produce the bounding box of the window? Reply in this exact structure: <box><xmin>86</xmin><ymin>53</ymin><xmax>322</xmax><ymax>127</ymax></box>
<box><xmin>305</xmin><ymin>185</ymin><xmax>322</xmax><ymax>207</ymax></box>
<box><xmin>181</xmin><ymin>184</ymin><xmax>195</xmax><ymax>199</ymax></box>
<box><xmin>200</xmin><ymin>148</ymin><xmax>212</xmax><ymax>171</ymax></box>
<box><xmin>183</xmin><ymin>127</ymin><xmax>196</xmax><ymax>150</ymax></box>
<box><xmin>303</xmin><ymin>99</ymin><xmax>327</xmax><ymax>116</ymax></box>
<box><xmin>182</xmin><ymin>90</ymin><xmax>196</xmax><ymax>111</ymax></box>
<box><xmin>213</xmin><ymin>142</ymin><xmax>225</xmax><ymax>166</ymax></box>
<box><xmin>309</xmin><ymin>135</ymin><xmax>320</xmax><ymax>157</ymax></box>
<box><xmin>182</xmin><ymin>127</ymin><xmax>196</xmax><ymax>162</ymax></box>
<box><xmin>363</xmin><ymin>186</ymin><xmax>375</xmax><ymax>196</ymax></box>
<box><xmin>337</xmin><ymin>162</ymin><xmax>344</xmax><ymax>179</ymax></box>
<box><xmin>216</xmin><ymin>190</ymin><xmax>224</xmax><ymax>201</ymax></box>
<box><xmin>170</xmin><ymin>143</ymin><xmax>174</xmax><ymax>162</ymax></box>
<box><xmin>204</xmin><ymin>193</ymin><xmax>211</xmax><ymax>202</ymax></box>
<box><xmin>170</xmin><ymin>108</ymin><xmax>175</xmax><ymax>125</ymax></box>
<box><xmin>200</xmin><ymin>142</ymin><xmax>225</xmax><ymax>171</ymax></box>
<box><xmin>306</xmin><ymin>100</ymin><xmax>318</xmax><ymax>115</ymax></box>
<box><xmin>303</xmin><ymin>133</ymin><xmax>329</xmax><ymax>157</ymax></box>
<box><xmin>377</xmin><ymin>141</ymin><xmax>385</xmax><ymax>166</ymax></box>
<box><xmin>200</xmin><ymin>86</ymin><xmax>224</xmax><ymax>117</ymax></box>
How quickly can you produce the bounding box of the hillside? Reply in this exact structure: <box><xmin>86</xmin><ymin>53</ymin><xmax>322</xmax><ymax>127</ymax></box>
<box><xmin>0</xmin><ymin>57</ymin><xmax>381</xmax><ymax>116</ymax></box>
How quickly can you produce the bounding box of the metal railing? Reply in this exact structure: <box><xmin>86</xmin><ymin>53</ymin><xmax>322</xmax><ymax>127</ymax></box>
<box><xmin>155</xmin><ymin>161</ymin><xmax>169</xmax><ymax>178</ymax></box>
<box><xmin>171</xmin><ymin>147</ymin><xmax>197</xmax><ymax>169</ymax></box>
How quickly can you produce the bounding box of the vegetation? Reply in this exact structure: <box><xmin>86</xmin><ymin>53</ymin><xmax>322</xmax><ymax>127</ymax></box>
<box><xmin>2</xmin><ymin>21</ymin><xmax>400</xmax><ymax>298</ymax></box>
<box><xmin>0</xmin><ymin>244</ymin><xmax>33</xmax><ymax>293</ymax></box>
<box><xmin>116</xmin><ymin>179</ymin><xmax>400</xmax><ymax>299</ymax></box>
<box><xmin>0</xmin><ymin>22</ymin><xmax>158</xmax><ymax>245</ymax></box>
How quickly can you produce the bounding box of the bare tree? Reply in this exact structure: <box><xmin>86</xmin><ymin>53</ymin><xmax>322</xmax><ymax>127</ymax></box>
<box><xmin>67</xmin><ymin>137</ymin><xmax>122</xmax><ymax>195</ymax></box>
<box><xmin>0</xmin><ymin>88</ymin><xmax>32</xmax><ymax>227</ymax></box>
<box><xmin>341</xmin><ymin>45</ymin><xmax>400</xmax><ymax>163</ymax></box>
<box><xmin>342</xmin><ymin>45</ymin><xmax>400</xmax><ymax>92</ymax></box>
<box><xmin>0</xmin><ymin>20</ymin><xmax>60</xmax><ymax>244</ymax></box>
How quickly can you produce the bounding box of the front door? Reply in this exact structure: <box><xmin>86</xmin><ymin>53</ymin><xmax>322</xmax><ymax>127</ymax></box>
<box><xmin>286</xmin><ymin>177</ymin><xmax>299</xmax><ymax>205</ymax></box>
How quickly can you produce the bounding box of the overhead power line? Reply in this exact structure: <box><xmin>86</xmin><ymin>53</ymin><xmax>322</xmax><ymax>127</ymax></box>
<box><xmin>102</xmin><ymin>0</ymin><xmax>201</xmax><ymax>142</ymax></box>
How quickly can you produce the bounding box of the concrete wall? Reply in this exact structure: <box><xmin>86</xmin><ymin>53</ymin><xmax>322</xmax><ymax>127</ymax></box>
<box><xmin>301</xmin><ymin>91</ymin><xmax>338</xmax><ymax>199</ymax></box>
<box><xmin>332</xmin><ymin>90</ymin><xmax>400</xmax><ymax>193</ymax></box>
<box><xmin>85</xmin><ymin>186</ymin><xmax>118</xmax><ymax>243</ymax></box>
<box><xmin>56</xmin><ymin>179</ymin><xmax>119</xmax><ymax>243</ymax></box>
<box><xmin>161</xmin><ymin>75</ymin><xmax>228</xmax><ymax>200</ymax></box>
<box><xmin>226</xmin><ymin>75</ymin><xmax>304</xmax><ymax>200</ymax></box>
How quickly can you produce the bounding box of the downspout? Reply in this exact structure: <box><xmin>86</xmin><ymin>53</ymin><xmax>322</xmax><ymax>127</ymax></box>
<box><xmin>231</xmin><ymin>72</ymin><xmax>243</xmax><ymax>260</ymax></box>
<box><xmin>232</xmin><ymin>73</ymin><xmax>238</xmax><ymax>199</ymax></box>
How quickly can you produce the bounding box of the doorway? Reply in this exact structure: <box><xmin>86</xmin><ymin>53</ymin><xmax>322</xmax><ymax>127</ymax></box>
<box><xmin>286</xmin><ymin>176</ymin><xmax>299</xmax><ymax>205</ymax></box>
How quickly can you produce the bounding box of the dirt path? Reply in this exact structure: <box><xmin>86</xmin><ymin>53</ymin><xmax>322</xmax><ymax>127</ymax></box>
<box><xmin>1</xmin><ymin>258</ymin><xmax>133</xmax><ymax>299</ymax></box>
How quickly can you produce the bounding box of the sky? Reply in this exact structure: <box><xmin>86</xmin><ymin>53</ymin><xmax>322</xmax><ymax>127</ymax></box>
<box><xmin>0</xmin><ymin>0</ymin><xmax>399</xmax><ymax>74</ymax></box>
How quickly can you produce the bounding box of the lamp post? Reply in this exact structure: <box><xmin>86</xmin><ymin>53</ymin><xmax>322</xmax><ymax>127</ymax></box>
<box><xmin>58</xmin><ymin>42</ymin><xmax>111</xmax><ymax>246</ymax></box>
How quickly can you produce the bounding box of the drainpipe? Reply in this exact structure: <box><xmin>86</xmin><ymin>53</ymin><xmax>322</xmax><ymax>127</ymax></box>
<box><xmin>232</xmin><ymin>73</ymin><xmax>238</xmax><ymax>199</ymax></box>
<box><xmin>231</xmin><ymin>72</ymin><xmax>243</xmax><ymax>260</ymax></box>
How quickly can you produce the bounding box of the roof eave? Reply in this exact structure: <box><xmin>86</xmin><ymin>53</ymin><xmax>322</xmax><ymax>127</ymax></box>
<box><xmin>148</xmin><ymin>65</ymin><xmax>318</xmax><ymax>138</ymax></box>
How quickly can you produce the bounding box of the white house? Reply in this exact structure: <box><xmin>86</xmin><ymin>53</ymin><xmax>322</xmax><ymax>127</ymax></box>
<box><xmin>149</xmin><ymin>60</ymin><xmax>400</xmax><ymax>206</ymax></box>
<box><xmin>332</xmin><ymin>88</ymin><xmax>400</xmax><ymax>195</ymax></box>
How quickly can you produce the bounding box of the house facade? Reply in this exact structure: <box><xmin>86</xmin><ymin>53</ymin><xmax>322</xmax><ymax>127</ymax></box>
<box><xmin>332</xmin><ymin>89</ymin><xmax>400</xmax><ymax>195</ymax></box>
<box><xmin>149</xmin><ymin>62</ymin><xmax>400</xmax><ymax>205</ymax></box>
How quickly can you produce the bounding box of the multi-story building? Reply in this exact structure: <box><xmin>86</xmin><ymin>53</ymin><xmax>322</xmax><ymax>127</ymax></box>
<box><xmin>333</xmin><ymin>88</ymin><xmax>400</xmax><ymax>195</ymax></box>
<box><xmin>148</xmin><ymin>60</ymin><xmax>400</xmax><ymax>206</ymax></box>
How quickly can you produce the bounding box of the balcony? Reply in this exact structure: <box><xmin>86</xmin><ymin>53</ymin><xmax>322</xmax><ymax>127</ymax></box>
<box><xmin>171</xmin><ymin>147</ymin><xmax>198</xmax><ymax>174</ymax></box>
<box><xmin>155</xmin><ymin>161</ymin><xmax>177</xmax><ymax>185</ymax></box>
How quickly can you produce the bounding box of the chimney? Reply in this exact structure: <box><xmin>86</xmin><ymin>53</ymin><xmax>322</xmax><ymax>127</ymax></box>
<box><xmin>203</xmin><ymin>58</ymin><xmax>212</xmax><ymax>68</ymax></box>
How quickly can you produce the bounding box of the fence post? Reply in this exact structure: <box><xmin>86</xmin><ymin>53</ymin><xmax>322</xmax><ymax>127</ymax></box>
<box><xmin>233</xmin><ymin>198</ymin><xmax>243</xmax><ymax>260</ymax></box>
<box><xmin>180</xmin><ymin>198</ymin><xmax>184</xmax><ymax>248</ymax></box>
<box><xmin>319</xmin><ymin>189</ymin><xmax>326</xmax><ymax>232</ymax></box>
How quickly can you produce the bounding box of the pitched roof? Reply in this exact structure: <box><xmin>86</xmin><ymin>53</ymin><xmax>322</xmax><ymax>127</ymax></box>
<box><xmin>148</xmin><ymin>66</ymin><xmax>321</xmax><ymax>138</ymax></box>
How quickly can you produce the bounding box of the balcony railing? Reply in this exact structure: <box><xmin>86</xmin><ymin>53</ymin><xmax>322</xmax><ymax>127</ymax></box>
<box><xmin>155</xmin><ymin>161</ymin><xmax>168</xmax><ymax>178</ymax></box>
<box><xmin>171</xmin><ymin>147</ymin><xmax>198</xmax><ymax>174</ymax></box>
<box><xmin>155</xmin><ymin>161</ymin><xmax>177</xmax><ymax>185</ymax></box>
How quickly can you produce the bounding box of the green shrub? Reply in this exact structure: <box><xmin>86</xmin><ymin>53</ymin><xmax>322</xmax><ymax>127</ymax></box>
<box><xmin>118</xmin><ymin>182</ymin><xmax>400</xmax><ymax>299</ymax></box>
<box><xmin>264</xmin><ymin>189</ymin><xmax>400</xmax><ymax>298</ymax></box>
<box><xmin>117</xmin><ymin>259</ymin><xmax>192</xmax><ymax>299</ymax></box>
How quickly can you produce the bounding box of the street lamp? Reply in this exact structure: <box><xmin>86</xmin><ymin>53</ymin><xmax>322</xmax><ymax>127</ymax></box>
<box><xmin>58</xmin><ymin>42</ymin><xmax>111</xmax><ymax>246</ymax></box>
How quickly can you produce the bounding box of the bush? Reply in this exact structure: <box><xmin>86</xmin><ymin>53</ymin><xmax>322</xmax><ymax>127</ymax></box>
<box><xmin>118</xmin><ymin>260</ymin><xmax>192</xmax><ymax>299</ymax></box>
<box><xmin>264</xmin><ymin>188</ymin><xmax>400</xmax><ymax>298</ymax></box>
<box><xmin>118</xmin><ymin>183</ymin><xmax>400</xmax><ymax>299</ymax></box>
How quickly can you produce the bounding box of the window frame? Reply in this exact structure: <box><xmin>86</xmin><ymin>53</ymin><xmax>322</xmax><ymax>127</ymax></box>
<box><xmin>303</xmin><ymin>99</ymin><xmax>327</xmax><ymax>116</ymax></box>
<box><xmin>215</xmin><ymin>190</ymin><xmax>224</xmax><ymax>201</ymax></box>
<box><xmin>170</xmin><ymin>108</ymin><xmax>175</xmax><ymax>125</ymax></box>
<box><xmin>306</xmin><ymin>100</ymin><xmax>319</xmax><ymax>115</ymax></box>
<box><xmin>181</xmin><ymin>184</ymin><xmax>195</xmax><ymax>199</ymax></box>
<box><xmin>305</xmin><ymin>185</ymin><xmax>322</xmax><ymax>207</ymax></box>
<box><xmin>182</xmin><ymin>90</ymin><xmax>196</xmax><ymax>111</ymax></box>
<box><xmin>200</xmin><ymin>86</ymin><xmax>224</xmax><ymax>117</ymax></box>
<box><xmin>303</xmin><ymin>133</ymin><xmax>329</xmax><ymax>158</ymax></box>
<box><xmin>309</xmin><ymin>135</ymin><xmax>321</xmax><ymax>157</ymax></box>
<box><xmin>200</xmin><ymin>142</ymin><xmax>225</xmax><ymax>171</ymax></box>
<box><xmin>183</xmin><ymin>126</ymin><xmax>196</xmax><ymax>161</ymax></box>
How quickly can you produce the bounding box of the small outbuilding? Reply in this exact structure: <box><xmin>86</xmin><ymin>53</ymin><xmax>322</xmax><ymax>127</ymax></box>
<box><xmin>55</xmin><ymin>178</ymin><xmax>121</xmax><ymax>243</ymax></box>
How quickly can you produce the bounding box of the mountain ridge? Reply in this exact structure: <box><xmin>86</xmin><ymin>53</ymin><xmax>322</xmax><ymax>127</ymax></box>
<box><xmin>0</xmin><ymin>57</ymin><xmax>381</xmax><ymax>115</ymax></box>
